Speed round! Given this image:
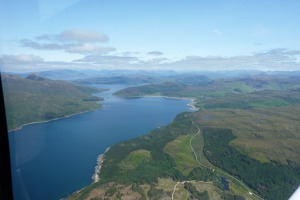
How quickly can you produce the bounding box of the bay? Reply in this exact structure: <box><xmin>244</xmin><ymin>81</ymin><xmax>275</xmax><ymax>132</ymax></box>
<box><xmin>9</xmin><ymin>84</ymin><xmax>192</xmax><ymax>200</ymax></box>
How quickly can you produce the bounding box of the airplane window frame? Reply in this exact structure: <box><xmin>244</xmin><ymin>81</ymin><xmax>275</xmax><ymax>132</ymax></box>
<box><xmin>0</xmin><ymin>74</ymin><xmax>14</xmax><ymax>200</ymax></box>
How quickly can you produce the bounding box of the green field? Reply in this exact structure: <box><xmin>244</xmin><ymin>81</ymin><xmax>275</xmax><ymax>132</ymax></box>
<box><xmin>118</xmin><ymin>149</ymin><xmax>151</xmax><ymax>171</ymax></box>
<box><xmin>164</xmin><ymin>135</ymin><xmax>199</xmax><ymax>176</ymax></box>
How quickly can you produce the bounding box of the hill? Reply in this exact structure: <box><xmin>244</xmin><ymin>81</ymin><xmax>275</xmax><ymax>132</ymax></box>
<box><xmin>75</xmin><ymin>72</ymin><xmax>211</xmax><ymax>86</ymax></box>
<box><xmin>2</xmin><ymin>74</ymin><xmax>104</xmax><ymax>130</ymax></box>
<box><xmin>114</xmin><ymin>75</ymin><xmax>300</xmax><ymax>110</ymax></box>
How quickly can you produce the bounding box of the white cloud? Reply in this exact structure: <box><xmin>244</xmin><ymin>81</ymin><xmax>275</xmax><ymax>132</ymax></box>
<box><xmin>0</xmin><ymin>54</ymin><xmax>44</xmax><ymax>64</ymax></box>
<box><xmin>148</xmin><ymin>51</ymin><xmax>164</xmax><ymax>56</ymax></box>
<box><xmin>74</xmin><ymin>55</ymin><xmax>139</xmax><ymax>66</ymax></box>
<box><xmin>0</xmin><ymin>54</ymin><xmax>45</xmax><ymax>72</ymax></box>
<box><xmin>70</xmin><ymin>48</ymin><xmax>300</xmax><ymax>71</ymax></box>
<box><xmin>37</xmin><ymin>29</ymin><xmax>109</xmax><ymax>42</ymax></box>
<box><xmin>20</xmin><ymin>39</ymin><xmax>65</xmax><ymax>50</ymax></box>
<box><xmin>65</xmin><ymin>44</ymin><xmax>116</xmax><ymax>54</ymax></box>
<box><xmin>170</xmin><ymin>49</ymin><xmax>300</xmax><ymax>71</ymax></box>
<box><xmin>2</xmin><ymin>49</ymin><xmax>300</xmax><ymax>72</ymax></box>
<box><xmin>144</xmin><ymin>57</ymin><xmax>168</xmax><ymax>64</ymax></box>
<box><xmin>21</xmin><ymin>30</ymin><xmax>114</xmax><ymax>55</ymax></box>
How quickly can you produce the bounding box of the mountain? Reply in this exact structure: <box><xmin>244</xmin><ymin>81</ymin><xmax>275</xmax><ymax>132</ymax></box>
<box><xmin>2</xmin><ymin>74</ymin><xmax>104</xmax><ymax>130</ymax></box>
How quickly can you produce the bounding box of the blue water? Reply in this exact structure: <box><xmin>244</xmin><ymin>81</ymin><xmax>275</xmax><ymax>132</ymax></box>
<box><xmin>9</xmin><ymin>84</ymin><xmax>191</xmax><ymax>200</ymax></box>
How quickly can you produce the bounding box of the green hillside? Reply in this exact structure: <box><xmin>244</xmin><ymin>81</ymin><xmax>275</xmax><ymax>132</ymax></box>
<box><xmin>2</xmin><ymin>74</ymin><xmax>104</xmax><ymax>130</ymax></box>
<box><xmin>114</xmin><ymin>76</ymin><xmax>300</xmax><ymax>106</ymax></box>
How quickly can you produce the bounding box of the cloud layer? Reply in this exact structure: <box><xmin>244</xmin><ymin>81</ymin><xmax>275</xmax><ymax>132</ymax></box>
<box><xmin>2</xmin><ymin>28</ymin><xmax>300</xmax><ymax>72</ymax></box>
<box><xmin>20</xmin><ymin>30</ymin><xmax>115</xmax><ymax>55</ymax></box>
<box><xmin>0</xmin><ymin>54</ymin><xmax>44</xmax><ymax>64</ymax></box>
<box><xmin>2</xmin><ymin>48</ymin><xmax>300</xmax><ymax>72</ymax></box>
<box><xmin>36</xmin><ymin>30</ymin><xmax>109</xmax><ymax>42</ymax></box>
<box><xmin>71</xmin><ymin>48</ymin><xmax>300</xmax><ymax>71</ymax></box>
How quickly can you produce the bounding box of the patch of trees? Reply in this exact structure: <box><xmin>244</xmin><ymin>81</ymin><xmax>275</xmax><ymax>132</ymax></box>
<box><xmin>131</xmin><ymin>184</ymin><xmax>146</xmax><ymax>200</ymax></box>
<box><xmin>203</xmin><ymin>128</ymin><xmax>300</xmax><ymax>199</ymax></box>
<box><xmin>221</xmin><ymin>192</ymin><xmax>245</xmax><ymax>200</ymax></box>
<box><xmin>115</xmin><ymin>82</ymin><xmax>186</xmax><ymax>97</ymax></box>
<box><xmin>187</xmin><ymin>167</ymin><xmax>218</xmax><ymax>182</ymax></box>
<box><xmin>147</xmin><ymin>186</ymin><xmax>164</xmax><ymax>200</ymax></box>
<box><xmin>184</xmin><ymin>182</ymin><xmax>209</xmax><ymax>200</ymax></box>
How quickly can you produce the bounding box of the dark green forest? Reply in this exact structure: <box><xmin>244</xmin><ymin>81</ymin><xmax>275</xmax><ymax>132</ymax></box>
<box><xmin>203</xmin><ymin>128</ymin><xmax>300</xmax><ymax>199</ymax></box>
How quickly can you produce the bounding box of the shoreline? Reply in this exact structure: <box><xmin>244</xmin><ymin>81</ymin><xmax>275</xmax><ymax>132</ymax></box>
<box><xmin>142</xmin><ymin>95</ymin><xmax>199</xmax><ymax>111</ymax></box>
<box><xmin>10</xmin><ymin>94</ymin><xmax>197</xmax><ymax>132</ymax></box>
<box><xmin>92</xmin><ymin>147</ymin><xmax>110</xmax><ymax>183</ymax></box>
<box><xmin>60</xmin><ymin>147</ymin><xmax>110</xmax><ymax>200</ymax></box>
<box><xmin>9</xmin><ymin>107</ymin><xmax>102</xmax><ymax>132</ymax></box>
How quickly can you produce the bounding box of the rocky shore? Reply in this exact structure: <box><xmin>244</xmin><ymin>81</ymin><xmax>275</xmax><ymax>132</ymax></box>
<box><xmin>92</xmin><ymin>147</ymin><xmax>110</xmax><ymax>183</ymax></box>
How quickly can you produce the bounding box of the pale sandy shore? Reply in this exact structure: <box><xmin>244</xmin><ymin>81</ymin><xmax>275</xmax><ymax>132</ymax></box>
<box><xmin>8</xmin><ymin>108</ymin><xmax>102</xmax><ymax>132</ymax></box>
<box><xmin>143</xmin><ymin>95</ymin><xmax>199</xmax><ymax>111</ymax></box>
<box><xmin>92</xmin><ymin>147</ymin><xmax>110</xmax><ymax>183</ymax></box>
<box><xmin>61</xmin><ymin>147</ymin><xmax>110</xmax><ymax>199</ymax></box>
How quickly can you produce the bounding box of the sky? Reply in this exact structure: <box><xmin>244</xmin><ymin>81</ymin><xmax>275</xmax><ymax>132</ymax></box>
<box><xmin>1</xmin><ymin>0</ymin><xmax>300</xmax><ymax>72</ymax></box>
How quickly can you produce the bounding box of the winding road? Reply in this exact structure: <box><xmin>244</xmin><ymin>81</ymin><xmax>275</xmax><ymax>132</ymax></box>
<box><xmin>171</xmin><ymin>118</ymin><xmax>265</xmax><ymax>200</ymax></box>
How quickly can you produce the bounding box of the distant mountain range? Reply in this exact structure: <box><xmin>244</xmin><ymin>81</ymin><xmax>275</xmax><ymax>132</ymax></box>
<box><xmin>4</xmin><ymin>69</ymin><xmax>297</xmax><ymax>80</ymax></box>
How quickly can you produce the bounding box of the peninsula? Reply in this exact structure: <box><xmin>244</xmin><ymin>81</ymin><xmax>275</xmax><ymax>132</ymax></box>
<box><xmin>2</xmin><ymin>73</ymin><xmax>104</xmax><ymax>130</ymax></box>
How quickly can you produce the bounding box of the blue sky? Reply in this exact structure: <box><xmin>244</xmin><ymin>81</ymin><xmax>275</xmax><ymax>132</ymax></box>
<box><xmin>1</xmin><ymin>0</ymin><xmax>300</xmax><ymax>72</ymax></box>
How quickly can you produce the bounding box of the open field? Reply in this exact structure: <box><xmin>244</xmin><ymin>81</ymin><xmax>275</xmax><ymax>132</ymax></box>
<box><xmin>164</xmin><ymin>135</ymin><xmax>199</xmax><ymax>176</ymax></box>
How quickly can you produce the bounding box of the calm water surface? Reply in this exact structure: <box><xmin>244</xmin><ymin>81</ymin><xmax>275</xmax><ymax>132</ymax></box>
<box><xmin>9</xmin><ymin>85</ymin><xmax>192</xmax><ymax>200</ymax></box>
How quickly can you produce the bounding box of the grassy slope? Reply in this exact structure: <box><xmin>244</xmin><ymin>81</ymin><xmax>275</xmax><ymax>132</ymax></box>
<box><xmin>2</xmin><ymin>74</ymin><xmax>103</xmax><ymax>130</ymax></box>
<box><xmin>164</xmin><ymin>135</ymin><xmax>199</xmax><ymax>176</ymax></box>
